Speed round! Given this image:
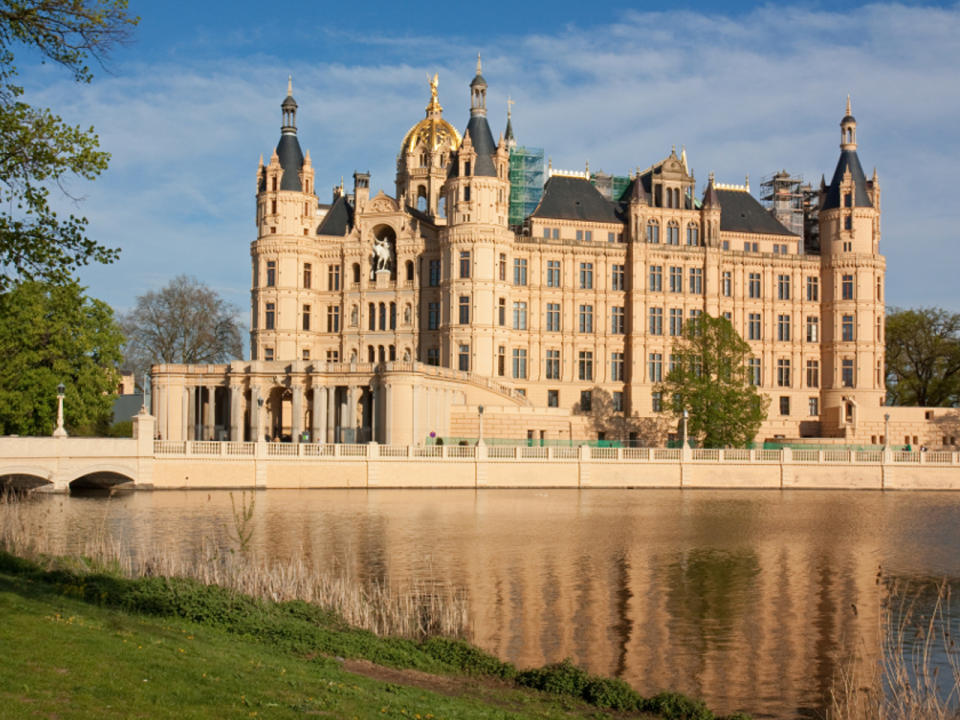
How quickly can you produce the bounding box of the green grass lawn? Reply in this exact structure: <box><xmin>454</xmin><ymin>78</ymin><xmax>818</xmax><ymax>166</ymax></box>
<box><xmin>0</xmin><ymin>553</ymin><xmax>745</xmax><ymax>720</ymax></box>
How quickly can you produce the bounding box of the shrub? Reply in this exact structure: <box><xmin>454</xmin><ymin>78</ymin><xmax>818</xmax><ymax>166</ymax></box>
<box><xmin>421</xmin><ymin>636</ymin><xmax>517</xmax><ymax>679</ymax></box>
<box><xmin>583</xmin><ymin>676</ymin><xmax>642</xmax><ymax>711</ymax></box>
<box><xmin>517</xmin><ymin>658</ymin><xmax>591</xmax><ymax>697</ymax></box>
<box><xmin>643</xmin><ymin>691</ymin><xmax>715</xmax><ymax>720</ymax></box>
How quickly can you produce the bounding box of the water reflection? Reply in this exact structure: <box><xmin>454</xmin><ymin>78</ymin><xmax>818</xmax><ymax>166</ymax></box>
<box><xmin>30</xmin><ymin>488</ymin><xmax>960</xmax><ymax>719</ymax></box>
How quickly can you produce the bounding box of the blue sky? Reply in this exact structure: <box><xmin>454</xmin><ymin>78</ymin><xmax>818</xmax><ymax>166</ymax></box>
<box><xmin>17</xmin><ymin>1</ymin><xmax>960</xmax><ymax>322</ymax></box>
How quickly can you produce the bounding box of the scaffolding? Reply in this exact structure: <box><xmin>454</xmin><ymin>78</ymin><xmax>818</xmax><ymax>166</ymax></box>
<box><xmin>589</xmin><ymin>171</ymin><xmax>631</xmax><ymax>202</ymax></box>
<box><xmin>509</xmin><ymin>146</ymin><xmax>544</xmax><ymax>227</ymax></box>
<box><xmin>760</xmin><ymin>170</ymin><xmax>810</xmax><ymax>238</ymax></box>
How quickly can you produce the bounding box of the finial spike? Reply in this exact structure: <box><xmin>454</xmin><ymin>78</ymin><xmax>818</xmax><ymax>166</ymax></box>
<box><xmin>709</xmin><ymin>171</ymin><xmax>715</xmax><ymax>184</ymax></box>
<box><xmin>287</xmin><ymin>75</ymin><xmax>293</xmax><ymax>96</ymax></box>
<box><xmin>507</xmin><ymin>95</ymin><xmax>514</xmax><ymax>119</ymax></box>
<box><xmin>846</xmin><ymin>94</ymin><xmax>851</xmax><ymax>116</ymax></box>
<box><xmin>745</xmin><ymin>174</ymin><xmax>750</xmax><ymax>192</ymax></box>
<box><xmin>476</xmin><ymin>53</ymin><xmax>482</xmax><ymax>75</ymax></box>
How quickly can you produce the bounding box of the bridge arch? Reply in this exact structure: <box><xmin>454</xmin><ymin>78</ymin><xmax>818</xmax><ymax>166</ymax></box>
<box><xmin>0</xmin><ymin>466</ymin><xmax>53</xmax><ymax>492</ymax></box>
<box><xmin>68</xmin><ymin>464</ymin><xmax>137</xmax><ymax>492</ymax></box>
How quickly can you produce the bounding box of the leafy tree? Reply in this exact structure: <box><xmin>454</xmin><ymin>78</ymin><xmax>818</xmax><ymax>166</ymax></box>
<box><xmin>656</xmin><ymin>314</ymin><xmax>767</xmax><ymax>448</ymax></box>
<box><xmin>121</xmin><ymin>275</ymin><xmax>244</xmax><ymax>381</ymax></box>
<box><xmin>885</xmin><ymin>307</ymin><xmax>960</xmax><ymax>407</ymax></box>
<box><xmin>0</xmin><ymin>280</ymin><xmax>123</xmax><ymax>435</ymax></box>
<box><xmin>0</xmin><ymin>0</ymin><xmax>137</xmax><ymax>289</ymax></box>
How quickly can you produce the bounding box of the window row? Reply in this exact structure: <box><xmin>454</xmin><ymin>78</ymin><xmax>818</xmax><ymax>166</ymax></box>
<box><xmin>645</xmin><ymin>220</ymin><xmax>701</xmax><ymax>246</ymax></box>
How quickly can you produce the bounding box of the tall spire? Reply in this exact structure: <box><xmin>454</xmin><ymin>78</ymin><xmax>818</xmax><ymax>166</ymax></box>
<box><xmin>476</xmin><ymin>52</ymin><xmax>482</xmax><ymax>76</ymax></box>
<box><xmin>469</xmin><ymin>52</ymin><xmax>487</xmax><ymax>117</ymax></box>
<box><xmin>281</xmin><ymin>75</ymin><xmax>297</xmax><ymax>135</ymax></box>
<box><xmin>505</xmin><ymin>96</ymin><xmax>516</xmax><ymax>148</ymax></box>
<box><xmin>840</xmin><ymin>94</ymin><xmax>856</xmax><ymax>150</ymax></box>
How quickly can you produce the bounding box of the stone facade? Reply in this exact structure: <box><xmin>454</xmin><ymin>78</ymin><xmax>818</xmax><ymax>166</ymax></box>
<box><xmin>152</xmin><ymin>64</ymin><xmax>957</xmax><ymax>448</ymax></box>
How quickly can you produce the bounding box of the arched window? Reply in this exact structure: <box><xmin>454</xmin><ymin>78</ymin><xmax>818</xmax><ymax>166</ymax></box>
<box><xmin>367</xmin><ymin>345</ymin><xmax>375</xmax><ymax>362</ymax></box>
<box><xmin>378</xmin><ymin>345</ymin><xmax>386</xmax><ymax>363</ymax></box>
<box><xmin>646</xmin><ymin>220</ymin><xmax>660</xmax><ymax>244</ymax></box>
<box><xmin>416</xmin><ymin>185</ymin><xmax>427</xmax><ymax>212</ymax></box>
<box><xmin>353</xmin><ymin>263</ymin><xmax>361</xmax><ymax>284</ymax></box>
<box><xmin>686</xmin><ymin>223</ymin><xmax>700</xmax><ymax>246</ymax></box>
<box><xmin>438</xmin><ymin>196</ymin><xmax>446</xmax><ymax>219</ymax></box>
<box><xmin>271</xmin><ymin>176</ymin><xmax>277</xmax><ymax>192</ymax></box>
<box><xmin>368</xmin><ymin>302</ymin><xmax>376</xmax><ymax>331</ymax></box>
<box><xmin>389</xmin><ymin>302</ymin><xmax>396</xmax><ymax>330</ymax></box>
<box><xmin>405</xmin><ymin>260</ymin><xmax>414</xmax><ymax>282</ymax></box>
<box><xmin>666</xmin><ymin>221</ymin><xmax>680</xmax><ymax>245</ymax></box>
<box><xmin>389</xmin><ymin>345</ymin><xmax>396</xmax><ymax>361</ymax></box>
<box><xmin>378</xmin><ymin>302</ymin><xmax>386</xmax><ymax>331</ymax></box>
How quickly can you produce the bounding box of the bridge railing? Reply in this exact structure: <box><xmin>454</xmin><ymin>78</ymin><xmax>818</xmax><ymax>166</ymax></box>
<box><xmin>151</xmin><ymin>442</ymin><xmax>960</xmax><ymax>466</ymax></box>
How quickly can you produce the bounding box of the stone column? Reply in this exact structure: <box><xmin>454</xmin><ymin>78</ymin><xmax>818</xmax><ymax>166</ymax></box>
<box><xmin>370</xmin><ymin>385</ymin><xmax>379</xmax><ymax>443</ymax></box>
<box><xmin>186</xmin><ymin>386</ymin><xmax>196</xmax><ymax>441</ymax></box>
<box><xmin>312</xmin><ymin>386</ymin><xmax>325</xmax><ymax>443</ymax></box>
<box><xmin>229</xmin><ymin>385</ymin><xmax>242</xmax><ymax>441</ymax></box>
<box><xmin>249</xmin><ymin>386</ymin><xmax>260</xmax><ymax>442</ymax></box>
<box><xmin>384</xmin><ymin>383</ymin><xmax>392</xmax><ymax>445</ymax></box>
<box><xmin>328</xmin><ymin>386</ymin><xmax>338</xmax><ymax>443</ymax></box>
<box><xmin>347</xmin><ymin>386</ymin><xmax>359</xmax><ymax>443</ymax></box>
<box><xmin>156</xmin><ymin>383</ymin><xmax>166</xmax><ymax>440</ymax></box>
<box><xmin>203</xmin><ymin>386</ymin><xmax>216</xmax><ymax>440</ymax></box>
<box><xmin>292</xmin><ymin>385</ymin><xmax>303</xmax><ymax>442</ymax></box>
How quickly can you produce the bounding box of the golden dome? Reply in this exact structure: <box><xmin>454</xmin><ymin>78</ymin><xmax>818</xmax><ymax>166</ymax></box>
<box><xmin>401</xmin><ymin>74</ymin><xmax>461</xmax><ymax>154</ymax></box>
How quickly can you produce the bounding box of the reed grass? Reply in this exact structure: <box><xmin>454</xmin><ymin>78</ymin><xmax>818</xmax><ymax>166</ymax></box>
<box><xmin>0</xmin><ymin>492</ymin><xmax>469</xmax><ymax>640</ymax></box>
<box><xmin>828</xmin><ymin>578</ymin><xmax>960</xmax><ymax>720</ymax></box>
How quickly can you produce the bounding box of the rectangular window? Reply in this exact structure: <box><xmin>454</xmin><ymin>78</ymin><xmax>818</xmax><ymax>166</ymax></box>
<box><xmin>512</xmin><ymin>301</ymin><xmax>528</xmax><ymax>330</ymax></box>
<box><xmin>669</xmin><ymin>266</ymin><xmax>683</xmax><ymax>293</ymax></box>
<box><xmin>498</xmin><ymin>297</ymin><xmax>506</xmax><ymax>326</ymax></box>
<box><xmin>669</xmin><ymin>308</ymin><xmax>683</xmax><ymax>337</ymax></box>
<box><xmin>545</xmin><ymin>349</ymin><xmax>560</xmax><ymax>379</ymax></box>
<box><xmin>777</xmin><ymin>314</ymin><xmax>791</xmax><ymax>342</ymax></box>
<box><xmin>722</xmin><ymin>271</ymin><xmax>732</xmax><ymax>297</ymax></box>
<box><xmin>748</xmin><ymin>272</ymin><xmax>761</xmax><ymax>298</ymax></box>
<box><xmin>459</xmin><ymin>295</ymin><xmax>470</xmax><ymax>324</ymax></box>
<box><xmin>303</xmin><ymin>263</ymin><xmax>312</xmax><ymax>289</ymax></box>
<box><xmin>612</xmin><ymin>391</ymin><xmax>624</xmax><ymax>412</ymax></box>
<box><xmin>749</xmin><ymin>358</ymin><xmax>761</xmax><ymax>386</ymax></box>
<box><xmin>264</xmin><ymin>347</ymin><xmax>274</xmax><ymax>361</ymax></box>
<box><xmin>546</xmin><ymin>260</ymin><xmax>561</xmax><ymax>288</ymax></box>
<box><xmin>547</xmin><ymin>389</ymin><xmax>559</xmax><ymax>407</ymax></box>
<box><xmin>649</xmin><ymin>265</ymin><xmax>662</xmax><ymax>292</ymax></box>
<box><xmin>328</xmin><ymin>264</ymin><xmax>341</xmax><ymax>291</ymax></box>
<box><xmin>579</xmin><ymin>304</ymin><xmax>594</xmax><ymax>333</ymax></box>
<box><xmin>806</xmin><ymin>316</ymin><xmax>819</xmax><ymax>343</ymax></box>
<box><xmin>542</xmin><ymin>227</ymin><xmax>550</xmax><ymax>239</ymax></box>
<box><xmin>265</xmin><ymin>302</ymin><xmax>275</xmax><ymax>330</ymax></box>
<box><xmin>648</xmin><ymin>352</ymin><xmax>663</xmax><ymax>382</ymax></box>
<box><xmin>499</xmin><ymin>253</ymin><xmax>507</xmax><ymax>281</ymax></box>
<box><xmin>427</xmin><ymin>302</ymin><xmax>440</xmax><ymax>330</ymax></box>
<box><xmin>651</xmin><ymin>391</ymin><xmax>662</xmax><ymax>412</ymax></box>
<box><xmin>326</xmin><ymin>305</ymin><xmax>340</xmax><ymax>333</ymax></box>
<box><xmin>429</xmin><ymin>259</ymin><xmax>441</xmax><ymax>286</ymax></box>
<box><xmin>689</xmin><ymin>309</ymin><xmax>702</xmax><ymax>323</ymax></box>
<box><xmin>842</xmin><ymin>314</ymin><xmax>855</xmax><ymax>341</ymax></box>
<box><xmin>266</xmin><ymin>261</ymin><xmax>276</xmax><ymax>287</ymax></box>
<box><xmin>777</xmin><ymin>358</ymin><xmax>791</xmax><ymax>387</ymax></box>
<box><xmin>497</xmin><ymin>346</ymin><xmax>505</xmax><ymax>376</ymax></box>
<box><xmin>779</xmin><ymin>396</ymin><xmax>790</xmax><ymax>416</ymax></box>
<box><xmin>611</xmin><ymin>352</ymin><xmax>624</xmax><ymax>382</ymax></box>
<box><xmin>585</xmin><ymin>230</ymin><xmax>592</xmax><ymax>242</ymax></box>
<box><xmin>575</xmin><ymin>229</ymin><xmax>583</xmax><ymax>242</ymax></box>
<box><xmin>842</xmin><ymin>358</ymin><xmax>855</xmax><ymax>387</ymax></box>
<box><xmin>459</xmin><ymin>344</ymin><xmax>470</xmax><ymax>372</ymax></box>
<box><xmin>809</xmin><ymin>397</ymin><xmax>819</xmax><ymax>416</ymax></box>
<box><xmin>842</xmin><ymin>274</ymin><xmax>854</xmax><ymax>300</ymax></box>
<box><xmin>666</xmin><ymin>224</ymin><xmax>679</xmax><ymax>245</ymax></box>
<box><xmin>649</xmin><ymin>307</ymin><xmax>663</xmax><ymax>335</ymax></box>
<box><xmin>611</xmin><ymin>264</ymin><xmax>625</xmax><ymax>291</ymax></box>
<box><xmin>579</xmin><ymin>262</ymin><xmax>594</xmax><ymax>289</ymax></box>
<box><xmin>806</xmin><ymin>276</ymin><xmax>819</xmax><ymax>301</ymax></box>
<box><xmin>646</xmin><ymin>222</ymin><xmax>660</xmax><ymax>243</ymax></box>
<box><xmin>459</xmin><ymin>251</ymin><xmax>471</xmax><ymax>279</ymax></box>
<box><xmin>580</xmin><ymin>390</ymin><xmax>592</xmax><ymax>412</ymax></box>
<box><xmin>748</xmin><ymin>312</ymin><xmax>761</xmax><ymax>341</ymax></box>
<box><xmin>512</xmin><ymin>348</ymin><xmax>527</xmax><ymax>379</ymax></box>
<box><xmin>611</xmin><ymin>306</ymin><xmax>625</xmax><ymax>334</ymax></box>
<box><xmin>552</xmin><ymin>228</ymin><xmax>559</xmax><ymax>239</ymax></box>
<box><xmin>324</xmin><ymin>350</ymin><xmax>338</xmax><ymax>363</ymax></box>
<box><xmin>546</xmin><ymin>302</ymin><xmax>561</xmax><ymax>332</ymax></box>
<box><xmin>806</xmin><ymin>359</ymin><xmax>819</xmax><ymax>388</ymax></box>
<box><xmin>303</xmin><ymin>305</ymin><xmax>312</xmax><ymax>331</ymax></box>
<box><xmin>513</xmin><ymin>258</ymin><xmax>528</xmax><ymax>286</ymax></box>
<box><xmin>578</xmin><ymin>351</ymin><xmax>593</xmax><ymax>381</ymax></box>
<box><xmin>689</xmin><ymin>267</ymin><xmax>703</xmax><ymax>294</ymax></box>
<box><xmin>777</xmin><ymin>274</ymin><xmax>790</xmax><ymax>300</ymax></box>
<box><xmin>608</xmin><ymin>232</ymin><xmax>616</xmax><ymax>243</ymax></box>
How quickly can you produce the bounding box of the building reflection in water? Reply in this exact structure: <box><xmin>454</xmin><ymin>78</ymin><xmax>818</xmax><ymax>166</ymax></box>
<box><xmin>37</xmin><ymin>488</ymin><xmax>960</xmax><ymax>719</ymax></box>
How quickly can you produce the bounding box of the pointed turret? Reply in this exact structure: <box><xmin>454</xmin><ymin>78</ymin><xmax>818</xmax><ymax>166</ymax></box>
<box><xmin>276</xmin><ymin>76</ymin><xmax>304</xmax><ymax>191</ymax></box>
<box><xmin>504</xmin><ymin>96</ymin><xmax>516</xmax><ymax>149</ymax></box>
<box><xmin>823</xmin><ymin>96</ymin><xmax>871</xmax><ymax>210</ymax></box>
<box><xmin>702</xmin><ymin>172</ymin><xmax>720</xmax><ymax>208</ymax></box>
<box><xmin>456</xmin><ymin>54</ymin><xmax>497</xmax><ymax>177</ymax></box>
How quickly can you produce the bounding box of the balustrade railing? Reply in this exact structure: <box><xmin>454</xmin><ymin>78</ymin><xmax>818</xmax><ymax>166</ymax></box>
<box><xmin>149</xmin><ymin>442</ymin><xmax>960</xmax><ymax>467</ymax></box>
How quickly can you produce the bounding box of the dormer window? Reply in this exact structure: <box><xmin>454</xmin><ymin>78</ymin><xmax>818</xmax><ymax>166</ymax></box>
<box><xmin>844</xmin><ymin>192</ymin><xmax>852</xmax><ymax>208</ymax></box>
<box><xmin>465</xmin><ymin>160</ymin><xmax>471</xmax><ymax>176</ymax></box>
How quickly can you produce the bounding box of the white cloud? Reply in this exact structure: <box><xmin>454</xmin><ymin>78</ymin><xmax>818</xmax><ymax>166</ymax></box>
<box><xmin>16</xmin><ymin>3</ymin><xmax>960</xmax><ymax>313</ymax></box>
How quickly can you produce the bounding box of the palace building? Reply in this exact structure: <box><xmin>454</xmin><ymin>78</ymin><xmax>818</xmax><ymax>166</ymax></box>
<box><xmin>151</xmin><ymin>60</ymin><xmax>957</xmax><ymax>448</ymax></box>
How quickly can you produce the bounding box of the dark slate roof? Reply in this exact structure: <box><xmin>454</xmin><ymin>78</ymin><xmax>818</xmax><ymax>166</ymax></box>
<box><xmin>823</xmin><ymin>149</ymin><xmax>873</xmax><ymax>210</ymax></box>
<box><xmin>531</xmin><ymin>176</ymin><xmax>621</xmax><ymax>223</ymax></box>
<box><xmin>464</xmin><ymin>115</ymin><xmax>497</xmax><ymax>176</ymax></box>
<box><xmin>702</xmin><ymin>179</ymin><xmax>719</xmax><ymax>208</ymax></box>
<box><xmin>716</xmin><ymin>189</ymin><xmax>796</xmax><ymax>236</ymax></box>
<box><xmin>276</xmin><ymin>134</ymin><xmax>304</xmax><ymax>191</ymax></box>
<box><xmin>317</xmin><ymin>195</ymin><xmax>353</xmax><ymax>236</ymax></box>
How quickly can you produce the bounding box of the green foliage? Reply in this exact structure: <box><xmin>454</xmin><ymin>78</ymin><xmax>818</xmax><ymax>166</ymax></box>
<box><xmin>642</xmin><ymin>692</ymin><xmax>715</xmax><ymax>720</ymax></box>
<box><xmin>105</xmin><ymin>419</ymin><xmax>131</xmax><ymax>437</ymax></box>
<box><xmin>121</xmin><ymin>274</ymin><xmax>244</xmax><ymax>379</ymax></box>
<box><xmin>517</xmin><ymin>659</ymin><xmax>648</xmax><ymax>712</ymax></box>
<box><xmin>0</xmin><ymin>1</ymin><xmax>138</xmax><ymax>288</ymax></box>
<box><xmin>421</xmin><ymin>636</ymin><xmax>517</xmax><ymax>679</ymax></box>
<box><xmin>657</xmin><ymin>314</ymin><xmax>768</xmax><ymax>448</ymax></box>
<box><xmin>0</xmin><ymin>280</ymin><xmax>123</xmax><ymax>435</ymax></box>
<box><xmin>886</xmin><ymin>307</ymin><xmax>960</xmax><ymax>407</ymax></box>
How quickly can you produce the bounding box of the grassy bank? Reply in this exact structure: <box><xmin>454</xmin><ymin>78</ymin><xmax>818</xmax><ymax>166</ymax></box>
<box><xmin>0</xmin><ymin>551</ymin><xmax>749</xmax><ymax>720</ymax></box>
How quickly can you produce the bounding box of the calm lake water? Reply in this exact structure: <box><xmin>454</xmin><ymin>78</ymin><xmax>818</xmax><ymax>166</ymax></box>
<box><xmin>28</xmin><ymin>488</ymin><xmax>960</xmax><ymax>718</ymax></box>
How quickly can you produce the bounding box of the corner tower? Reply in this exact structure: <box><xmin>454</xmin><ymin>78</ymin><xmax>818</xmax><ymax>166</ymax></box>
<box><xmin>819</xmin><ymin>97</ymin><xmax>886</xmax><ymax>432</ymax></box>
<box><xmin>251</xmin><ymin>78</ymin><xmax>319</xmax><ymax>362</ymax></box>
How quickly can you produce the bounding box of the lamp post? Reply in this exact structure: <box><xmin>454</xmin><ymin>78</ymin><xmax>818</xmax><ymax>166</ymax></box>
<box><xmin>884</xmin><ymin>413</ymin><xmax>890</xmax><ymax>451</ymax></box>
<box><xmin>682</xmin><ymin>408</ymin><xmax>689</xmax><ymax>449</ymax></box>
<box><xmin>477</xmin><ymin>405</ymin><xmax>484</xmax><ymax>446</ymax></box>
<box><xmin>53</xmin><ymin>382</ymin><xmax>68</xmax><ymax>438</ymax></box>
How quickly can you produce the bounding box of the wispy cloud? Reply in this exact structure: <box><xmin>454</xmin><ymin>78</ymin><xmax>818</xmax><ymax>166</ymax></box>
<box><xmin>18</xmin><ymin>3</ymin><xmax>960</xmax><ymax>312</ymax></box>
